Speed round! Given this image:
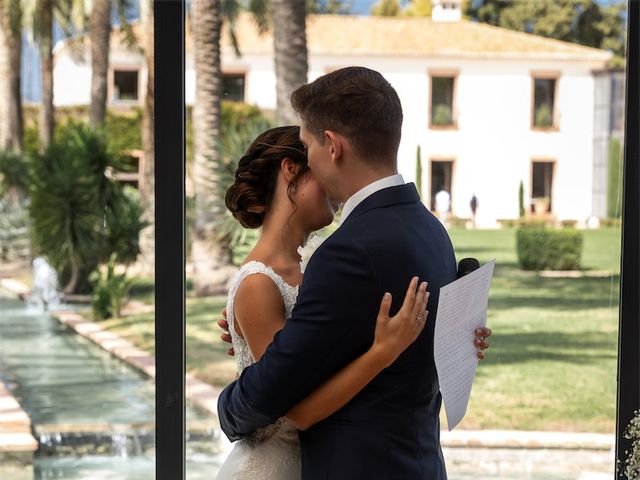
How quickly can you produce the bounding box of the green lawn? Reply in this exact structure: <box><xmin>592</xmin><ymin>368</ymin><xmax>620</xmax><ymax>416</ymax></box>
<box><xmin>448</xmin><ymin>227</ymin><xmax>620</xmax><ymax>432</ymax></box>
<box><xmin>101</xmin><ymin>227</ymin><xmax>622</xmax><ymax>432</ymax></box>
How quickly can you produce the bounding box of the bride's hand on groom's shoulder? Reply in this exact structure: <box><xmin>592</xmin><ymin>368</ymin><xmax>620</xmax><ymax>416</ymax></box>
<box><xmin>371</xmin><ymin>277</ymin><xmax>429</xmax><ymax>368</ymax></box>
<box><xmin>217</xmin><ymin>308</ymin><xmax>235</xmax><ymax>357</ymax></box>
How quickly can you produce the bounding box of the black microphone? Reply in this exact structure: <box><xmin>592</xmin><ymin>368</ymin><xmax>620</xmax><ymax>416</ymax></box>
<box><xmin>457</xmin><ymin>258</ymin><xmax>480</xmax><ymax>278</ymax></box>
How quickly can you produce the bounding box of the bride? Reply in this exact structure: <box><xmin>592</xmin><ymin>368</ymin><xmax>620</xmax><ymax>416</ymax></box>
<box><xmin>216</xmin><ymin>125</ymin><xmax>431</xmax><ymax>479</ymax></box>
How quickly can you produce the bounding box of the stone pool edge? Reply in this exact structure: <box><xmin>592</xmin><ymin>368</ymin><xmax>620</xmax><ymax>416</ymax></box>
<box><xmin>0</xmin><ymin>381</ymin><xmax>38</xmax><ymax>463</ymax></box>
<box><xmin>0</xmin><ymin>278</ymin><xmax>223</xmax><ymax>419</ymax></box>
<box><xmin>0</xmin><ymin>280</ymin><xmax>39</xmax><ymax>463</ymax></box>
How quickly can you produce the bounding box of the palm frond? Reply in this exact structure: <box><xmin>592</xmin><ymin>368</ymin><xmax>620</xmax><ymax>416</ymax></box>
<box><xmin>208</xmin><ymin>118</ymin><xmax>271</xmax><ymax>251</ymax></box>
<box><xmin>28</xmin><ymin>124</ymin><xmax>145</xmax><ymax>286</ymax></box>
<box><xmin>115</xmin><ymin>0</ymin><xmax>141</xmax><ymax>53</ymax></box>
<box><xmin>247</xmin><ymin>0</ymin><xmax>269</xmax><ymax>34</ymax></box>
<box><xmin>0</xmin><ymin>0</ymin><xmax>24</xmax><ymax>37</ymax></box>
<box><xmin>222</xmin><ymin>0</ymin><xmax>242</xmax><ymax>57</ymax></box>
<box><xmin>55</xmin><ymin>0</ymin><xmax>87</xmax><ymax>37</ymax></box>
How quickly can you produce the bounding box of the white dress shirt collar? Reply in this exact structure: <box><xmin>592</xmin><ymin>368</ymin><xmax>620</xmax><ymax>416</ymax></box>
<box><xmin>339</xmin><ymin>174</ymin><xmax>405</xmax><ymax>225</ymax></box>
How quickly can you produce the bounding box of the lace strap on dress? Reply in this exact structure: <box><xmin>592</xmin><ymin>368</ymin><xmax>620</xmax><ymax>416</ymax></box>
<box><xmin>226</xmin><ymin>261</ymin><xmax>294</xmax><ymax>370</ymax></box>
<box><xmin>226</xmin><ymin>261</ymin><xmax>290</xmax><ymax>326</ymax></box>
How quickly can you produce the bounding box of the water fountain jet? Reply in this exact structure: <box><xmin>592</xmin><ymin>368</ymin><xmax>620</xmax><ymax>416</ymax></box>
<box><xmin>29</xmin><ymin>257</ymin><xmax>61</xmax><ymax>310</ymax></box>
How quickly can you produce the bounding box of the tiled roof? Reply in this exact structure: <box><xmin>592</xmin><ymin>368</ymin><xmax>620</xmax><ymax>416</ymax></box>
<box><xmin>221</xmin><ymin>14</ymin><xmax>611</xmax><ymax>61</ymax></box>
<box><xmin>57</xmin><ymin>13</ymin><xmax>612</xmax><ymax>63</ymax></box>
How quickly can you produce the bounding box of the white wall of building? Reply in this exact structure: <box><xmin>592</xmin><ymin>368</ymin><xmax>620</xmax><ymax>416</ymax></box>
<box><xmin>54</xmin><ymin>45</ymin><xmax>602</xmax><ymax>227</ymax></box>
<box><xmin>52</xmin><ymin>47</ymin><xmax>92</xmax><ymax>105</ymax></box>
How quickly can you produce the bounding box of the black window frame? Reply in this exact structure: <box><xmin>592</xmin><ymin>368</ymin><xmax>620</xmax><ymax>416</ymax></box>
<box><xmin>615</xmin><ymin>0</ymin><xmax>640</xmax><ymax>474</ymax></box>
<box><xmin>155</xmin><ymin>1</ymin><xmax>186</xmax><ymax>479</ymax></box>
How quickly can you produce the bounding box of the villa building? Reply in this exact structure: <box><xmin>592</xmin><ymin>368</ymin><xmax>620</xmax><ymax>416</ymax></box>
<box><xmin>51</xmin><ymin>0</ymin><xmax>615</xmax><ymax>227</ymax></box>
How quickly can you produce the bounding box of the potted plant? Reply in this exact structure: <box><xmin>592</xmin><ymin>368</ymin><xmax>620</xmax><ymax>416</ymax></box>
<box><xmin>532</xmin><ymin>196</ymin><xmax>550</xmax><ymax>215</ymax></box>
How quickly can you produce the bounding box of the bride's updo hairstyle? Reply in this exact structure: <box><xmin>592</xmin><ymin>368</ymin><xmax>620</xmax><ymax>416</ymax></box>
<box><xmin>225</xmin><ymin>126</ymin><xmax>308</xmax><ymax>228</ymax></box>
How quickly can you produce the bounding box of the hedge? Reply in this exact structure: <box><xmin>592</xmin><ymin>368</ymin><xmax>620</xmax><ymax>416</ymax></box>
<box><xmin>516</xmin><ymin>228</ymin><xmax>583</xmax><ymax>271</ymax></box>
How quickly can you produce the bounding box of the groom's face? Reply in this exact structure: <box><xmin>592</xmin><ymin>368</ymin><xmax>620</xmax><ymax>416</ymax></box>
<box><xmin>299</xmin><ymin>122</ymin><xmax>337</xmax><ymax>200</ymax></box>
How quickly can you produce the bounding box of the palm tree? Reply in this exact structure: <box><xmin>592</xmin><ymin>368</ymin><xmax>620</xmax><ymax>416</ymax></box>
<box><xmin>88</xmin><ymin>0</ymin><xmax>137</xmax><ymax>127</ymax></box>
<box><xmin>88</xmin><ymin>0</ymin><xmax>110</xmax><ymax>128</ymax></box>
<box><xmin>188</xmin><ymin>0</ymin><xmax>310</xmax><ymax>293</ymax></box>
<box><xmin>191</xmin><ymin>0</ymin><xmax>238</xmax><ymax>295</ymax></box>
<box><xmin>35</xmin><ymin>0</ymin><xmax>54</xmax><ymax>149</ymax></box>
<box><xmin>0</xmin><ymin>0</ymin><xmax>24</xmax><ymax>152</ymax></box>
<box><xmin>138</xmin><ymin>0</ymin><xmax>154</xmax><ymax>274</ymax></box>
<box><xmin>25</xmin><ymin>0</ymin><xmax>131</xmax><ymax>147</ymax></box>
<box><xmin>269</xmin><ymin>0</ymin><xmax>308</xmax><ymax>125</ymax></box>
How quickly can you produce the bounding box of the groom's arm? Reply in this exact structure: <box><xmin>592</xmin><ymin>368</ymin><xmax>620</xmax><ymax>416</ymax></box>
<box><xmin>217</xmin><ymin>237</ymin><xmax>382</xmax><ymax>441</ymax></box>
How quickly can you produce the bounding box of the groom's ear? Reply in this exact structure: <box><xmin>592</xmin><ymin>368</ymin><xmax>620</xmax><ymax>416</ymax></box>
<box><xmin>324</xmin><ymin>130</ymin><xmax>342</xmax><ymax>165</ymax></box>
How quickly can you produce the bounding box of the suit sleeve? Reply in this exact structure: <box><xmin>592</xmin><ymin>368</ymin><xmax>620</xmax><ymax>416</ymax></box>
<box><xmin>217</xmin><ymin>237</ymin><xmax>382</xmax><ymax>441</ymax></box>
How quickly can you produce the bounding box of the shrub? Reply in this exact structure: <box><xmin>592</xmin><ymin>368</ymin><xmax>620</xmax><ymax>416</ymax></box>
<box><xmin>449</xmin><ymin>216</ymin><xmax>470</xmax><ymax>228</ymax></box>
<box><xmin>601</xmin><ymin>217</ymin><xmax>622</xmax><ymax>227</ymax></box>
<box><xmin>206</xmin><ymin>118</ymin><xmax>272</xmax><ymax>264</ymax></box>
<box><xmin>90</xmin><ymin>254</ymin><xmax>134</xmax><ymax>319</ymax></box>
<box><xmin>415</xmin><ymin>145</ymin><xmax>422</xmax><ymax>198</ymax></box>
<box><xmin>186</xmin><ymin>102</ymin><xmax>271</xmax><ymax>164</ymax></box>
<box><xmin>518</xmin><ymin>180</ymin><xmax>525</xmax><ymax>218</ymax></box>
<box><xmin>560</xmin><ymin>219</ymin><xmax>578</xmax><ymax>228</ymax></box>
<box><xmin>0</xmin><ymin>150</ymin><xmax>29</xmax><ymax>196</ymax></box>
<box><xmin>497</xmin><ymin>218</ymin><xmax>518</xmax><ymax>228</ymax></box>
<box><xmin>104</xmin><ymin>186</ymin><xmax>147</xmax><ymax>265</ymax></box>
<box><xmin>519</xmin><ymin>218</ymin><xmax>554</xmax><ymax>229</ymax></box>
<box><xmin>432</xmin><ymin>104</ymin><xmax>453</xmax><ymax>126</ymax></box>
<box><xmin>516</xmin><ymin>228</ymin><xmax>583</xmax><ymax>271</ymax></box>
<box><xmin>607</xmin><ymin>138</ymin><xmax>622</xmax><ymax>219</ymax></box>
<box><xmin>534</xmin><ymin>103</ymin><xmax>553</xmax><ymax>127</ymax></box>
<box><xmin>104</xmin><ymin>109</ymin><xmax>143</xmax><ymax>152</ymax></box>
<box><xmin>28</xmin><ymin>124</ymin><xmax>145</xmax><ymax>293</ymax></box>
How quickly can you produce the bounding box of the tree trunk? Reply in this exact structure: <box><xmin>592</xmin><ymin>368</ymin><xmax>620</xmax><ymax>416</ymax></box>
<box><xmin>89</xmin><ymin>0</ymin><xmax>111</xmax><ymax>128</ymax></box>
<box><xmin>269</xmin><ymin>0</ymin><xmax>308</xmax><ymax>125</ymax></box>
<box><xmin>0</xmin><ymin>0</ymin><xmax>23</xmax><ymax>152</ymax></box>
<box><xmin>191</xmin><ymin>0</ymin><xmax>236</xmax><ymax>296</ymax></box>
<box><xmin>39</xmin><ymin>0</ymin><xmax>54</xmax><ymax>150</ymax></box>
<box><xmin>138</xmin><ymin>0</ymin><xmax>155</xmax><ymax>275</ymax></box>
<box><xmin>63</xmin><ymin>256</ymin><xmax>81</xmax><ymax>295</ymax></box>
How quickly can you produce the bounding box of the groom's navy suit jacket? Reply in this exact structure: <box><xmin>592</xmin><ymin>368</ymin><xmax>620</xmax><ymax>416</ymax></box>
<box><xmin>218</xmin><ymin>183</ymin><xmax>456</xmax><ymax>479</ymax></box>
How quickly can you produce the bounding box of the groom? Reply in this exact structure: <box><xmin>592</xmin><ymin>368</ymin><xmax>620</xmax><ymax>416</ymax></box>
<box><xmin>218</xmin><ymin>67</ymin><xmax>489</xmax><ymax>479</ymax></box>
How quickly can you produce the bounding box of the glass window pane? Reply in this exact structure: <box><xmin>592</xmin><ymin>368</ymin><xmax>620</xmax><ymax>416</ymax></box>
<box><xmin>0</xmin><ymin>2</ymin><xmax>156</xmax><ymax>477</ymax></box>
<box><xmin>431</xmin><ymin>76</ymin><xmax>454</xmax><ymax>125</ymax></box>
<box><xmin>222</xmin><ymin>74</ymin><xmax>246</xmax><ymax>102</ymax></box>
<box><xmin>182</xmin><ymin>4</ymin><xmax>628</xmax><ymax>479</ymax></box>
<box><xmin>114</xmin><ymin>70</ymin><xmax>140</xmax><ymax>102</ymax></box>
<box><xmin>533</xmin><ymin>78</ymin><xmax>556</xmax><ymax>127</ymax></box>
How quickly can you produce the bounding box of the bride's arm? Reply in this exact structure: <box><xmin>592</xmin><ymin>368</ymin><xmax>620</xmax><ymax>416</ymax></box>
<box><xmin>284</xmin><ymin>277</ymin><xmax>429</xmax><ymax>431</ymax></box>
<box><xmin>232</xmin><ymin>275</ymin><xmax>288</xmax><ymax>362</ymax></box>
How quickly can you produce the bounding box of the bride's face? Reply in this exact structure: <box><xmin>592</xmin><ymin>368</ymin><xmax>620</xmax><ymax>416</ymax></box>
<box><xmin>294</xmin><ymin>171</ymin><xmax>338</xmax><ymax>232</ymax></box>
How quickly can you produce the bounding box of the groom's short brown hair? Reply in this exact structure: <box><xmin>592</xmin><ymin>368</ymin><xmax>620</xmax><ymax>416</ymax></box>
<box><xmin>290</xmin><ymin>67</ymin><xmax>403</xmax><ymax>164</ymax></box>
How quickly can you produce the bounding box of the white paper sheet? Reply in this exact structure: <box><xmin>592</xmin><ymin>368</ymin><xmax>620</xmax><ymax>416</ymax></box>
<box><xmin>434</xmin><ymin>260</ymin><xmax>495</xmax><ymax>431</ymax></box>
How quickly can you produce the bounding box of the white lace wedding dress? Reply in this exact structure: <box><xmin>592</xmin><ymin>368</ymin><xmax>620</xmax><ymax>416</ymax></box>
<box><xmin>216</xmin><ymin>261</ymin><xmax>302</xmax><ymax>480</ymax></box>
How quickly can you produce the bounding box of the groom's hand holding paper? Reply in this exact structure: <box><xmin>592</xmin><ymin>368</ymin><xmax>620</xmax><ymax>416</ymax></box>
<box><xmin>434</xmin><ymin>259</ymin><xmax>495</xmax><ymax>431</ymax></box>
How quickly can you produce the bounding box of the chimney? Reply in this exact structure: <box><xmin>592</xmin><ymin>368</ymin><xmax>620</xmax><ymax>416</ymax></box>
<box><xmin>432</xmin><ymin>0</ymin><xmax>462</xmax><ymax>22</ymax></box>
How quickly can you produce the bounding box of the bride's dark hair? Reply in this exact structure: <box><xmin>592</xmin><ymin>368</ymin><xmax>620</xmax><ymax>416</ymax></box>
<box><xmin>225</xmin><ymin>126</ymin><xmax>309</xmax><ymax>228</ymax></box>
